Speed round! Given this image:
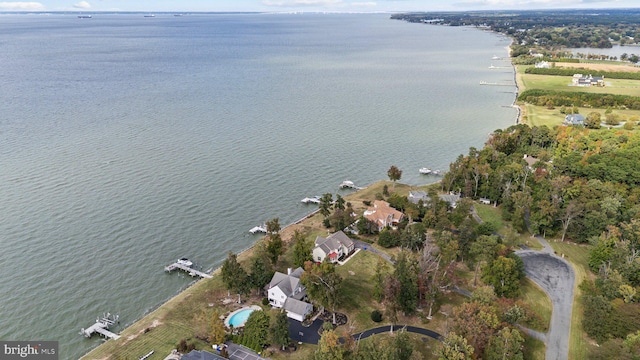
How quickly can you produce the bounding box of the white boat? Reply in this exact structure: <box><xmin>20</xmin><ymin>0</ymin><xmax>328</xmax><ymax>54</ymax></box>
<box><xmin>419</xmin><ymin>167</ymin><xmax>432</xmax><ymax>175</ymax></box>
<box><xmin>249</xmin><ymin>225</ymin><xmax>267</xmax><ymax>234</ymax></box>
<box><xmin>339</xmin><ymin>180</ymin><xmax>355</xmax><ymax>189</ymax></box>
<box><xmin>177</xmin><ymin>257</ymin><xmax>193</xmax><ymax>267</ymax></box>
<box><xmin>301</xmin><ymin>196</ymin><xmax>321</xmax><ymax>204</ymax></box>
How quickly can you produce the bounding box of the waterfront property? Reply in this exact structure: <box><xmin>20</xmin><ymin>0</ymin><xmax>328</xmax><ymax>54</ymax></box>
<box><xmin>438</xmin><ymin>193</ymin><xmax>461</xmax><ymax>208</ymax></box>
<box><xmin>224</xmin><ymin>305</ymin><xmax>261</xmax><ymax>328</ymax></box>
<box><xmin>364</xmin><ymin>200</ymin><xmax>405</xmax><ymax>231</ymax></box>
<box><xmin>408</xmin><ymin>190</ymin><xmax>429</xmax><ymax>205</ymax></box>
<box><xmin>164</xmin><ymin>259</ymin><xmax>212</xmax><ymax>279</ymax></box>
<box><xmin>572</xmin><ymin>74</ymin><xmax>605</xmax><ymax>87</ymax></box>
<box><xmin>80</xmin><ymin>314</ymin><xmax>120</xmax><ymax>340</ymax></box>
<box><xmin>266</xmin><ymin>268</ymin><xmax>313</xmax><ymax>321</ymax></box>
<box><xmin>313</xmin><ymin>230</ymin><xmax>355</xmax><ymax>263</ymax></box>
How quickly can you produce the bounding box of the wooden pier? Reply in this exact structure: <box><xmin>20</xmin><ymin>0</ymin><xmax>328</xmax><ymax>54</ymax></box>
<box><xmin>164</xmin><ymin>262</ymin><xmax>213</xmax><ymax>278</ymax></box>
<box><xmin>81</xmin><ymin>314</ymin><xmax>120</xmax><ymax>340</ymax></box>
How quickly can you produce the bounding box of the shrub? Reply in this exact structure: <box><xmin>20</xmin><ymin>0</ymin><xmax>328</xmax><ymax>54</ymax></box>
<box><xmin>371</xmin><ymin>310</ymin><xmax>383</xmax><ymax>322</ymax></box>
<box><xmin>262</xmin><ymin>297</ymin><xmax>269</xmax><ymax>306</ymax></box>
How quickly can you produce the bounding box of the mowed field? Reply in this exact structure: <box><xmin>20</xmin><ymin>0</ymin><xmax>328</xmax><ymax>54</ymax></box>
<box><xmin>516</xmin><ymin>63</ymin><xmax>640</xmax><ymax>126</ymax></box>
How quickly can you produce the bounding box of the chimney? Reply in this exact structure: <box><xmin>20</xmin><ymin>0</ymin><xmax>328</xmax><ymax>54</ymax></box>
<box><xmin>287</xmin><ymin>268</ymin><xmax>291</xmax><ymax>275</ymax></box>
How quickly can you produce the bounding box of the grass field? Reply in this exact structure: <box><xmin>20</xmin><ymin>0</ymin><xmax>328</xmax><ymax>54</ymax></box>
<box><xmin>522</xmin><ymin>103</ymin><xmax>640</xmax><ymax>128</ymax></box>
<box><xmin>548</xmin><ymin>240</ymin><xmax>594</xmax><ymax>360</ymax></box>
<box><xmin>520</xmin><ymin>279</ymin><xmax>551</xmax><ymax>333</ymax></box>
<box><xmin>520</xmin><ymin>73</ymin><xmax>640</xmax><ymax>97</ymax></box>
<box><xmin>522</xmin><ymin>335</ymin><xmax>546</xmax><ymax>360</ymax></box>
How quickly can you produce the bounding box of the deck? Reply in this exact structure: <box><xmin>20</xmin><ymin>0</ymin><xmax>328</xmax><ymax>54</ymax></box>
<box><xmin>81</xmin><ymin>314</ymin><xmax>120</xmax><ymax>340</ymax></box>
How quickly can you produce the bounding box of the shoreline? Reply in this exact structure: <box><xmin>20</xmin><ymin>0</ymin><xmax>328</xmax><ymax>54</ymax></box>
<box><xmin>80</xmin><ymin>186</ymin><xmax>362</xmax><ymax>359</ymax></box>
<box><xmin>506</xmin><ymin>42</ymin><xmax>523</xmax><ymax>125</ymax></box>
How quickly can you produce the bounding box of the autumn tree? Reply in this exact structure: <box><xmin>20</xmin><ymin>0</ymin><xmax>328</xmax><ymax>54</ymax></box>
<box><xmin>208</xmin><ymin>310</ymin><xmax>226</xmax><ymax>345</ymax></box>
<box><xmin>451</xmin><ymin>301</ymin><xmax>500</xmax><ymax>357</ymax></box>
<box><xmin>437</xmin><ymin>332</ymin><xmax>474</xmax><ymax>360</ymax></box>
<box><xmin>301</xmin><ymin>261</ymin><xmax>343</xmax><ymax>324</ymax></box>
<box><xmin>314</xmin><ymin>329</ymin><xmax>345</xmax><ymax>360</ymax></box>
<box><xmin>387</xmin><ymin>165</ymin><xmax>402</xmax><ymax>190</ymax></box>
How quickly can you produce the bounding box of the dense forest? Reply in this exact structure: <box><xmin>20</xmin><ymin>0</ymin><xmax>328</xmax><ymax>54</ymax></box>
<box><xmin>440</xmin><ymin>124</ymin><xmax>640</xmax><ymax>358</ymax></box>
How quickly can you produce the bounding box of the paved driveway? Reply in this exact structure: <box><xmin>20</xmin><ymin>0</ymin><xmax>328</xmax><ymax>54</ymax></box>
<box><xmin>516</xmin><ymin>248</ymin><xmax>574</xmax><ymax>360</ymax></box>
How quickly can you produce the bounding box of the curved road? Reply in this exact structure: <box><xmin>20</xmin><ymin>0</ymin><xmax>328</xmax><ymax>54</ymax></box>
<box><xmin>516</xmin><ymin>236</ymin><xmax>575</xmax><ymax>360</ymax></box>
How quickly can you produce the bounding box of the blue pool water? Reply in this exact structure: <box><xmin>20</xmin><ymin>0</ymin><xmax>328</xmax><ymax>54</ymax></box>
<box><xmin>228</xmin><ymin>309</ymin><xmax>255</xmax><ymax>327</ymax></box>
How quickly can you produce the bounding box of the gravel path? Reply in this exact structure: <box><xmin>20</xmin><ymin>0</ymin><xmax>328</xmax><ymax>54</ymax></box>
<box><xmin>516</xmin><ymin>246</ymin><xmax>575</xmax><ymax>360</ymax></box>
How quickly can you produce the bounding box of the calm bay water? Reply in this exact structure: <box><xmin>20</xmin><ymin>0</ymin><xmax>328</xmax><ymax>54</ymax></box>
<box><xmin>0</xmin><ymin>13</ymin><xmax>516</xmax><ymax>359</ymax></box>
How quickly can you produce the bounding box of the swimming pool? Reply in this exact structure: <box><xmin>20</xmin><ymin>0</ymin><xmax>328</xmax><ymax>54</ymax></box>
<box><xmin>224</xmin><ymin>305</ymin><xmax>261</xmax><ymax>328</ymax></box>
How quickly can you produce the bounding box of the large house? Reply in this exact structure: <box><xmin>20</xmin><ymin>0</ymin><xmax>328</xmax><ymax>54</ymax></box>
<box><xmin>364</xmin><ymin>200</ymin><xmax>404</xmax><ymax>231</ymax></box>
<box><xmin>564</xmin><ymin>114</ymin><xmax>585</xmax><ymax>126</ymax></box>
<box><xmin>572</xmin><ymin>74</ymin><xmax>605</xmax><ymax>87</ymax></box>
<box><xmin>266</xmin><ymin>267</ymin><xmax>313</xmax><ymax>322</ymax></box>
<box><xmin>438</xmin><ymin>193</ymin><xmax>461</xmax><ymax>208</ymax></box>
<box><xmin>408</xmin><ymin>190</ymin><xmax>429</xmax><ymax>205</ymax></box>
<box><xmin>313</xmin><ymin>230</ymin><xmax>355</xmax><ymax>263</ymax></box>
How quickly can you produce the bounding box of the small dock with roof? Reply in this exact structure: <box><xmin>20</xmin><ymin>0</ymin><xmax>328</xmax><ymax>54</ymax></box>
<box><xmin>164</xmin><ymin>259</ymin><xmax>212</xmax><ymax>278</ymax></box>
<box><xmin>81</xmin><ymin>313</ymin><xmax>120</xmax><ymax>340</ymax></box>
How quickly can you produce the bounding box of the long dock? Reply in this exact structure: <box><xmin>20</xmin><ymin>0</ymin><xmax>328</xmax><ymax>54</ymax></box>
<box><xmin>81</xmin><ymin>314</ymin><xmax>120</xmax><ymax>340</ymax></box>
<box><xmin>164</xmin><ymin>262</ymin><xmax>212</xmax><ymax>278</ymax></box>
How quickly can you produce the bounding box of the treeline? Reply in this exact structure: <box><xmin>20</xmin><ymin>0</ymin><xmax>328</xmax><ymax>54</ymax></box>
<box><xmin>518</xmin><ymin>89</ymin><xmax>640</xmax><ymax>110</ymax></box>
<box><xmin>525</xmin><ymin>67</ymin><xmax>640</xmax><ymax>80</ymax></box>
<box><xmin>441</xmin><ymin>124</ymin><xmax>640</xmax><ymax>357</ymax></box>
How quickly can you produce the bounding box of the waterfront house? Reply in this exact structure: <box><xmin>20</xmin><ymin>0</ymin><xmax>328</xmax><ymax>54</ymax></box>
<box><xmin>364</xmin><ymin>200</ymin><xmax>405</xmax><ymax>231</ymax></box>
<box><xmin>313</xmin><ymin>230</ymin><xmax>355</xmax><ymax>263</ymax></box>
<box><xmin>408</xmin><ymin>190</ymin><xmax>429</xmax><ymax>205</ymax></box>
<box><xmin>266</xmin><ymin>267</ymin><xmax>313</xmax><ymax>321</ymax></box>
<box><xmin>438</xmin><ymin>193</ymin><xmax>461</xmax><ymax>208</ymax></box>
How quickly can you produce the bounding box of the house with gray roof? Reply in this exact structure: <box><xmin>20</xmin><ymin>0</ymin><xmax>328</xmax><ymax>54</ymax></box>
<box><xmin>312</xmin><ymin>230</ymin><xmax>355</xmax><ymax>263</ymax></box>
<box><xmin>181</xmin><ymin>350</ymin><xmax>227</xmax><ymax>360</ymax></box>
<box><xmin>267</xmin><ymin>267</ymin><xmax>313</xmax><ymax>321</ymax></box>
<box><xmin>572</xmin><ymin>74</ymin><xmax>604</xmax><ymax>87</ymax></box>
<box><xmin>564</xmin><ymin>114</ymin><xmax>585</xmax><ymax>126</ymax></box>
<box><xmin>438</xmin><ymin>193</ymin><xmax>461</xmax><ymax>208</ymax></box>
<box><xmin>408</xmin><ymin>190</ymin><xmax>429</xmax><ymax>205</ymax></box>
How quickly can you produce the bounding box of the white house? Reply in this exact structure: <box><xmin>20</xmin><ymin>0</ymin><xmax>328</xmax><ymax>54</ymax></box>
<box><xmin>266</xmin><ymin>268</ymin><xmax>313</xmax><ymax>321</ymax></box>
<box><xmin>313</xmin><ymin>231</ymin><xmax>355</xmax><ymax>263</ymax></box>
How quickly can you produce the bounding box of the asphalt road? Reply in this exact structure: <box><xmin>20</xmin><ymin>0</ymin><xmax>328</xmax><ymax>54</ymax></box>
<box><xmin>516</xmin><ymin>248</ymin><xmax>575</xmax><ymax>360</ymax></box>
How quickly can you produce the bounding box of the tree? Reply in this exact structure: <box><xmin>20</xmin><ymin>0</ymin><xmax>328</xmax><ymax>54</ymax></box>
<box><xmin>559</xmin><ymin>200</ymin><xmax>583</xmax><ymax>242</ymax></box>
<box><xmin>265</xmin><ymin>218</ymin><xmax>284</xmax><ymax>266</ymax></box>
<box><xmin>292</xmin><ymin>230</ymin><xmax>312</xmax><ymax>268</ymax></box>
<box><xmin>585</xmin><ymin>111</ymin><xmax>602</xmax><ymax>129</ymax></box>
<box><xmin>315</xmin><ymin>329</ymin><xmax>344</xmax><ymax>360</ymax></box>
<box><xmin>451</xmin><ymin>301</ymin><xmax>500</xmax><ymax>357</ymax></box>
<box><xmin>482</xmin><ymin>256</ymin><xmax>523</xmax><ymax>298</ymax></box>
<box><xmin>301</xmin><ymin>261</ymin><xmax>343</xmax><ymax>324</ymax></box>
<box><xmin>387</xmin><ymin>165</ymin><xmax>402</xmax><ymax>190</ymax></box>
<box><xmin>484</xmin><ymin>327</ymin><xmax>524</xmax><ymax>360</ymax></box>
<box><xmin>248</xmin><ymin>252</ymin><xmax>274</xmax><ymax>295</ymax></box>
<box><xmin>244</xmin><ymin>310</ymin><xmax>271</xmax><ymax>349</ymax></box>
<box><xmin>221</xmin><ymin>252</ymin><xmax>249</xmax><ymax>301</ymax></box>
<box><xmin>208</xmin><ymin>310</ymin><xmax>226</xmax><ymax>345</ymax></box>
<box><xmin>372</xmin><ymin>257</ymin><xmax>389</xmax><ymax>302</ymax></box>
<box><xmin>271</xmin><ymin>310</ymin><xmax>290</xmax><ymax>351</ymax></box>
<box><xmin>334</xmin><ymin>194</ymin><xmax>345</xmax><ymax>211</ymax></box>
<box><xmin>437</xmin><ymin>332</ymin><xmax>474</xmax><ymax>360</ymax></box>
<box><xmin>469</xmin><ymin>235</ymin><xmax>499</xmax><ymax>286</ymax></box>
<box><xmin>394</xmin><ymin>251</ymin><xmax>419</xmax><ymax>315</ymax></box>
<box><xmin>319</xmin><ymin>193</ymin><xmax>334</xmax><ymax>218</ymax></box>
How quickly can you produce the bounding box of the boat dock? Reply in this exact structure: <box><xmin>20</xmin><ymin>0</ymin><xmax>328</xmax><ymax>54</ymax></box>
<box><xmin>301</xmin><ymin>196</ymin><xmax>321</xmax><ymax>204</ymax></box>
<box><xmin>249</xmin><ymin>224</ymin><xmax>267</xmax><ymax>234</ymax></box>
<box><xmin>81</xmin><ymin>314</ymin><xmax>120</xmax><ymax>340</ymax></box>
<box><xmin>164</xmin><ymin>262</ymin><xmax>213</xmax><ymax>278</ymax></box>
<box><xmin>339</xmin><ymin>180</ymin><xmax>363</xmax><ymax>190</ymax></box>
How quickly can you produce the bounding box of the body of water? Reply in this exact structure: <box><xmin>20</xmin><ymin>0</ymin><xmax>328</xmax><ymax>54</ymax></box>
<box><xmin>0</xmin><ymin>13</ymin><xmax>516</xmax><ymax>359</ymax></box>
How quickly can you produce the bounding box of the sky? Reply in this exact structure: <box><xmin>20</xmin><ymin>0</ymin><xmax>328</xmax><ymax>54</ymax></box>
<box><xmin>0</xmin><ymin>0</ymin><xmax>638</xmax><ymax>13</ymax></box>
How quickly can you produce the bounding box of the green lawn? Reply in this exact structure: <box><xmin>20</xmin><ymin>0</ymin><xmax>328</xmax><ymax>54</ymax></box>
<box><xmin>522</xmin><ymin>103</ymin><xmax>640</xmax><ymax>128</ymax></box>
<box><xmin>522</xmin><ymin>335</ymin><xmax>546</xmax><ymax>360</ymax></box>
<box><xmin>521</xmin><ymin>73</ymin><xmax>640</xmax><ymax>97</ymax></box>
<box><xmin>548</xmin><ymin>240</ymin><xmax>593</xmax><ymax>360</ymax></box>
<box><xmin>520</xmin><ymin>279</ymin><xmax>551</xmax><ymax>332</ymax></box>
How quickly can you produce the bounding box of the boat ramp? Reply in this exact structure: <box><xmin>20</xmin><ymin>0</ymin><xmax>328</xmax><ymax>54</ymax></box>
<box><xmin>81</xmin><ymin>313</ymin><xmax>120</xmax><ymax>340</ymax></box>
<box><xmin>164</xmin><ymin>261</ymin><xmax>212</xmax><ymax>278</ymax></box>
